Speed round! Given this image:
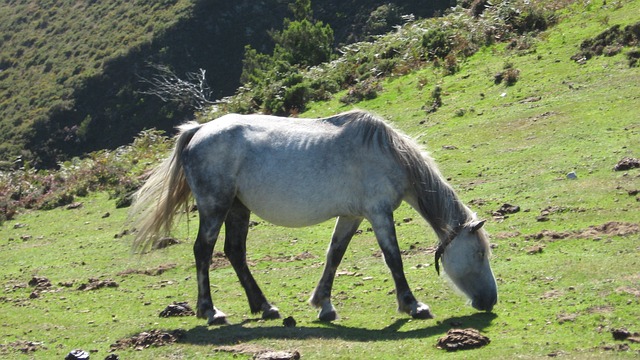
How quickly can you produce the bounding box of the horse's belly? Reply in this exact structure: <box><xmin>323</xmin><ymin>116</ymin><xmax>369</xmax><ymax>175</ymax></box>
<box><xmin>237</xmin><ymin>188</ymin><xmax>345</xmax><ymax>227</ymax></box>
<box><xmin>248</xmin><ymin>205</ymin><xmax>334</xmax><ymax>228</ymax></box>
<box><xmin>237</xmin><ymin>172</ymin><xmax>358</xmax><ymax>227</ymax></box>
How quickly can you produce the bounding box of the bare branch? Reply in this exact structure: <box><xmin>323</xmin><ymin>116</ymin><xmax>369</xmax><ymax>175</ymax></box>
<box><xmin>138</xmin><ymin>63</ymin><xmax>219</xmax><ymax>111</ymax></box>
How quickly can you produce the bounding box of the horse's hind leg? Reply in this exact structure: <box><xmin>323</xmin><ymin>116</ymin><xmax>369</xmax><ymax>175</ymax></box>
<box><xmin>368</xmin><ymin>211</ymin><xmax>434</xmax><ymax>319</ymax></box>
<box><xmin>224</xmin><ymin>199</ymin><xmax>280</xmax><ymax>320</ymax></box>
<box><xmin>194</xmin><ymin>210</ymin><xmax>229</xmax><ymax>325</ymax></box>
<box><xmin>310</xmin><ymin>216</ymin><xmax>363</xmax><ymax>321</ymax></box>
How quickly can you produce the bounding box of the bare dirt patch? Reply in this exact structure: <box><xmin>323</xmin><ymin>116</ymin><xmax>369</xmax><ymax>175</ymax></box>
<box><xmin>118</xmin><ymin>263</ymin><xmax>177</xmax><ymax>276</ymax></box>
<box><xmin>110</xmin><ymin>329</ymin><xmax>185</xmax><ymax>351</ymax></box>
<box><xmin>541</xmin><ymin>289</ymin><xmax>562</xmax><ymax>300</ymax></box>
<box><xmin>436</xmin><ymin>328</ymin><xmax>490</xmax><ymax>351</ymax></box>
<box><xmin>525</xmin><ymin>230</ymin><xmax>571</xmax><ymax>241</ymax></box>
<box><xmin>77</xmin><ymin>278</ymin><xmax>119</xmax><ymax>291</ymax></box>
<box><xmin>26</xmin><ymin>276</ymin><xmax>56</xmax><ymax>298</ymax></box>
<box><xmin>525</xmin><ymin>222</ymin><xmax>639</xmax><ymax>241</ymax></box>
<box><xmin>28</xmin><ymin>276</ymin><xmax>52</xmax><ymax>290</ymax></box>
<box><xmin>493</xmin><ymin>231</ymin><xmax>521</xmax><ymax>239</ymax></box>
<box><xmin>210</xmin><ymin>251</ymin><xmax>231</xmax><ymax>270</ymax></box>
<box><xmin>535</xmin><ymin>205</ymin><xmax>586</xmax><ymax>222</ymax></box>
<box><xmin>616</xmin><ymin>285</ymin><xmax>640</xmax><ymax>297</ymax></box>
<box><xmin>215</xmin><ymin>344</ymin><xmax>301</xmax><ymax>360</ymax></box>
<box><xmin>261</xmin><ymin>251</ymin><xmax>318</xmax><ymax>263</ymax></box>
<box><xmin>526</xmin><ymin>244</ymin><xmax>544</xmax><ymax>255</ymax></box>
<box><xmin>556</xmin><ymin>313</ymin><xmax>577</xmax><ymax>324</ymax></box>
<box><xmin>0</xmin><ymin>340</ymin><xmax>47</xmax><ymax>355</ymax></box>
<box><xmin>576</xmin><ymin>222</ymin><xmax>640</xmax><ymax>238</ymax></box>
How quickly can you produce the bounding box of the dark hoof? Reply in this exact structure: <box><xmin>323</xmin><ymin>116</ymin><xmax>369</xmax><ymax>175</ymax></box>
<box><xmin>411</xmin><ymin>309</ymin><xmax>435</xmax><ymax>319</ymax></box>
<box><xmin>208</xmin><ymin>314</ymin><xmax>229</xmax><ymax>326</ymax></box>
<box><xmin>410</xmin><ymin>302</ymin><xmax>434</xmax><ymax>319</ymax></box>
<box><xmin>318</xmin><ymin>309</ymin><xmax>338</xmax><ymax>322</ymax></box>
<box><xmin>206</xmin><ymin>307</ymin><xmax>229</xmax><ymax>326</ymax></box>
<box><xmin>262</xmin><ymin>307</ymin><xmax>282</xmax><ymax>320</ymax></box>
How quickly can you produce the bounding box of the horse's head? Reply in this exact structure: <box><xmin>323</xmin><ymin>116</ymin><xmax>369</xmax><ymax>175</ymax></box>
<box><xmin>435</xmin><ymin>220</ymin><xmax>497</xmax><ymax>312</ymax></box>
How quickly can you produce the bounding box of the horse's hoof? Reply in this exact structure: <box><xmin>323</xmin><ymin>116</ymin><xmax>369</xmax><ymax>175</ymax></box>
<box><xmin>262</xmin><ymin>306</ymin><xmax>281</xmax><ymax>320</ymax></box>
<box><xmin>207</xmin><ymin>307</ymin><xmax>229</xmax><ymax>325</ymax></box>
<box><xmin>318</xmin><ymin>309</ymin><xmax>338</xmax><ymax>322</ymax></box>
<box><xmin>208</xmin><ymin>314</ymin><xmax>229</xmax><ymax>326</ymax></box>
<box><xmin>410</xmin><ymin>302</ymin><xmax>434</xmax><ymax>319</ymax></box>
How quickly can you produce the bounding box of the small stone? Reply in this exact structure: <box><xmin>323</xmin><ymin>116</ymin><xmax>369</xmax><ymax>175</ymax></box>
<box><xmin>566</xmin><ymin>171</ymin><xmax>578</xmax><ymax>180</ymax></box>
<box><xmin>65</xmin><ymin>349</ymin><xmax>90</xmax><ymax>360</ymax></box>
<box><xmin>282</xmin><ymin>316</ymin><xmax>297</xmax><ymax>328</ymax></box>
<box><xmin>66</xmin><ymin>202</ymin><xmax>83</xmax><ymax>210</ymax></box>
<box><xmin>159</xmin><ymin>302</ymin><xmax>195</xmax><ymax>317</ymax></box>
<box><xmin>526</xmin><ymin>245</ymin><xmax>544</xmax><ymax>255</ymax></box>
<box><xmin>611</xmin><ymin>328</ymin><xmax>631</xmax><ymax>340</ymax></box>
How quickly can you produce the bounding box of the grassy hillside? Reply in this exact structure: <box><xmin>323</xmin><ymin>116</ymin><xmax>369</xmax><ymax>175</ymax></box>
<box><xmin>1</xmin><ymin>0</ymin><xmax>639</xmax><ymax>359</ymax></box>
<box><xmin>0</xmin><ymin>0</ymin><xmax>453</xmax><ymax>168</ymax></box>
<box><xmin>0</xmin><ymin>0</ymin><xmax>195</xmax><ymax>165</ymax></box>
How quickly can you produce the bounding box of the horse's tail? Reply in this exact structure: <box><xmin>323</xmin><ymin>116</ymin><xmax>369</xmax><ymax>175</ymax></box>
<box><xmin>130</xmin><ymin>121</ymin><xmax>202</xmax><ymax>252</ymax></box>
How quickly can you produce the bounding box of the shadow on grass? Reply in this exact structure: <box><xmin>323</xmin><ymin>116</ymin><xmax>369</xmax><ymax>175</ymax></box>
<box><xmin>179</xmin><ymin>312</ymin><xmax>497</xmax><ymax>346</ymax></box>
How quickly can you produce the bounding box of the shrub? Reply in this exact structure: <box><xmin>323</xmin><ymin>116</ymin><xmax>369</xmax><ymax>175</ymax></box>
<box><xmin>0</xmin><ymin>128</ymin><xmax>172</xmax><ymax>220</ymax></box>
<box><xmin>443</xmin><ymin>53</ymin><xmax>459</xmax><ymax>75</ymax></box>
<box><xmin>363</xmin><ymin>4</ymin><xmax>404</xmax><ymax>38</ymax></box>
<box><xmin>571</xmin><ymin>22</ymin><xmax>640</xmax><ymax>66</ymax></box>
<box><xmin>627</xmin><ymin>48</ymin><xmax>640</xmax><ymax>67</ymax></box>
<box><xmin>340</xmin><ymin>79</ymin><xmax>381</xmax><ymax>104</ymax></box>
<box><xmin>237</xmin><ymin>0</ymin><xmax>335</xmax><ymax>114</ymax></box>
<box><xmin>512</xmin><ymin>5</ymin><xmax>554</xmax><ymax>34</ymax></box>
<box><xmin>494</xmin><ymin>62</ymin><xmax>520</xmax><ymax>86</ymax></box>
<box><xmin>424</xmin><ymin>85</ymin><xmax>443</xmax><ymax>114</ymax></box>
<box><xmin>422</xmin><ymin>27</ymin><xmax>454</xmax><ymax>60</ymax></box>
<box><xmin>271</xmin><ymin>18</ymin><xmax>334</xmax><ymax>67</ymax></box>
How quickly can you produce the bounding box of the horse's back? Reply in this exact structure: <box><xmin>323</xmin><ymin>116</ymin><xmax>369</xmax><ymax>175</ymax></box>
<box><xmin>182</xmin><ymin>112</ymin><xmax>408</xmax><ymax>226</ymax></box>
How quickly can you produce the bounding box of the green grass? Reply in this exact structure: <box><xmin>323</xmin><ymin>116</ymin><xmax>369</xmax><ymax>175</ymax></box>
<box><xmin>1</xmin><ymin>1</ymin><xmax>639</xmax><ymax>359</ymax></box>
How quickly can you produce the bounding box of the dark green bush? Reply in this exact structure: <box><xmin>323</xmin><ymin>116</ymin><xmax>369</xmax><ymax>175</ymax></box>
<box><xmin>271</xmin><ymin>18</ymin><xmax>334</xmax><ymax>67</ymax></box>
<box><xmin>422</xmin><ymin>27</ymin><xmax>454</xmax><ymax>60</ymax></box>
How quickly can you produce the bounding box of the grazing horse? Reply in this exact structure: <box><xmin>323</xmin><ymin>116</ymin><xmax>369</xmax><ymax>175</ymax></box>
<box><xmin>131</xmin><ymin>110</ymin><xmax>497</xmax><ymax>325</ymax></box>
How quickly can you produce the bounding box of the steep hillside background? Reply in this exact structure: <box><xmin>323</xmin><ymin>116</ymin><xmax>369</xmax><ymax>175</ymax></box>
<box><xmin>0</xmin><ymin>0</ymin><xmax>453</xmax><ymax>168</ymax></box>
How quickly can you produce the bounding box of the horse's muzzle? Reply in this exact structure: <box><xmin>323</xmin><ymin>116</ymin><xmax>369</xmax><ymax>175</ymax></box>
<box><xmin>472</xmin><ymin>293</ymin><xmax>497</xmax><ymax>312</ymax></box>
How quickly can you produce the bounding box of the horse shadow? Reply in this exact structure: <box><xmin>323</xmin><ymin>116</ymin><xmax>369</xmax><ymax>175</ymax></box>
<box><xmin>179</xmin><ymin>312</ymin><xmax>498</xmax><ymax>346</ymax></box>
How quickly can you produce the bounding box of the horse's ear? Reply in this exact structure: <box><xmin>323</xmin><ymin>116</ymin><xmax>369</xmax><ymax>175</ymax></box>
<box><xmin>469</xmin><ymin>220</ymin><xmax>486</xmax><ymax>233</ymax></box>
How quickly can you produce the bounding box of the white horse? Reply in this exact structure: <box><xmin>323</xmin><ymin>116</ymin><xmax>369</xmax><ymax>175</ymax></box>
<box><xmin>131</xmin><ymin>110</ymin><xmax>497</xmax><ymax>325</ymax></box>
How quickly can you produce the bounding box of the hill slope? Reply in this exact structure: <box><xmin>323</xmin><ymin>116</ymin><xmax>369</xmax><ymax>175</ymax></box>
<box><xmin>0</xmin><ymin>0</ymin><xmax>453</xmax><ymax>168</ymax></box>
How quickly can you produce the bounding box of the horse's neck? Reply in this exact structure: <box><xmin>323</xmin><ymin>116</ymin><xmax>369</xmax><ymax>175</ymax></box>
<box><xmin>413</xmin><ymin>179</ymin><xmax>471</xmax><ymax>242</ymax></box>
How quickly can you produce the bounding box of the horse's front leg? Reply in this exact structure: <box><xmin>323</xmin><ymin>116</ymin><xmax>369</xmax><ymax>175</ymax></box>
<box><xmin>310</xmin><ymin>216</ymin><xmax>363</xmax><ymax>321</ymax></box>
<box><xmin>369</xmin><ymin>212</ymin><xmax>434</xmax><ymax>319</ymax></box>
<box><xmin>224</xmin><ymin>199</ymin><xmax>280</xmax><ymax>320</ymax></box>
<box><xmin>194</xmin><ymin>216</ymin><xmax>228</xmax><ymax>325</ymax></box>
